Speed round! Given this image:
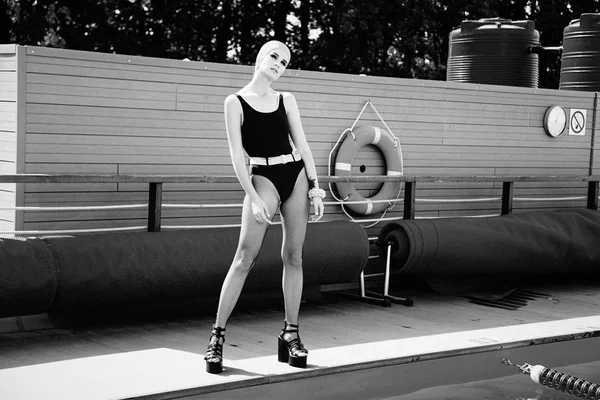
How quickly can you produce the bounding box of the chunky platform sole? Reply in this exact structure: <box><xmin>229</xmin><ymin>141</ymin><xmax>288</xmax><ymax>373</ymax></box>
<box><xmin>206</xmin><ymin>360</ymin><xmax>223</xmax><ymax>374</ymax></box>
<box><xmin>278</xmin><ymin>336</ymin><xmax>308</xmax><ymax>368</ymax></box>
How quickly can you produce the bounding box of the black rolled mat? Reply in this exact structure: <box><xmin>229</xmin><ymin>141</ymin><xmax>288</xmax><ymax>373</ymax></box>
<box><xmin>0</xmin><ymin>238</ymin><xmax>57</xmax><ymax>318</ymax></box>
<box><xmin>377</xmin><ymin>209</ymin><xmax>600</xmax><ymax>295</ymax></box>
<box><xmin>42</xmin><ymin>220</ymin><xmax>368</xmax><ymax>312</ymax></box>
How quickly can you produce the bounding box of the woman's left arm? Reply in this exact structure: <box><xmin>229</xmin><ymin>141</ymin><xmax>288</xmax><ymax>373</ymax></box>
<box><xmin>284</xmin><ymin>92</ymin><xmax>324</xmax><ymax>221</ymax></box>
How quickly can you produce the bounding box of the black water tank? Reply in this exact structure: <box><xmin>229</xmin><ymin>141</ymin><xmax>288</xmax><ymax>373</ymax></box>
<box><xmin>559</xmin><ymin>13</ymin><xmax>600</xmax><ymax>91</ymax></box>
<box><xmin>447</xmin><ymin>18</ymin><xmax>540</xmax><ymax>87</ymax></box>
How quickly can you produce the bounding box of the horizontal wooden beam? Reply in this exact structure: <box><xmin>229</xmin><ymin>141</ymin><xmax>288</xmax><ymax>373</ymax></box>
<box><xmin>0</xmin><ymin>174</ymin><xmax>599</xmax><ymax>184</ymax></box>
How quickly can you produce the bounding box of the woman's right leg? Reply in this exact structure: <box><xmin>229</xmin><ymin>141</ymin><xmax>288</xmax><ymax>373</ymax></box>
<box><xmin>214</xmin><ymin>175</ymin><xmax>280</xmax><ymax>328</ymax></box>
<box><xmin>206</xmin><ymin>176</ymin><xmax>279</xmax><ymax>373</ymax></box>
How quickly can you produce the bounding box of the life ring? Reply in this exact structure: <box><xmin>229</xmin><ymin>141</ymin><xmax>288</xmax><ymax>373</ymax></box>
<box><xmin>334</xmin><ymin>125</ymin><xmax>403</xmax><ymax>215</ymax></box>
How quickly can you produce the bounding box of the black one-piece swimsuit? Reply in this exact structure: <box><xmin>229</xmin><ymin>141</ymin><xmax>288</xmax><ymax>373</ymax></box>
<box><xmin>236</xmin><ymin>94</ymin><xmax>305</xmax><ymax>203</ymax></box>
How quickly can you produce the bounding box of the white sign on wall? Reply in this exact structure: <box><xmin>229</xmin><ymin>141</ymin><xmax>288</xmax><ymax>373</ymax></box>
<box><xmin>569</xmin><ymin>109</ymin><xmax>587</xmax><ymax>136</ymax></box>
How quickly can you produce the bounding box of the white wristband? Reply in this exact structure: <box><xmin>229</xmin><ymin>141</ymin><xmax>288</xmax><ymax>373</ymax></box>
<box><xmin>308</xmin><ymin>188</ymin><xmax>326</xmax><ymax>199</ymax></box>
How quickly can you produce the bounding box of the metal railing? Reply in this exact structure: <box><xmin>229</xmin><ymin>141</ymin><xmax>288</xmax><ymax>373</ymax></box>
<box><xmin>0</xmin><ymin>174</ymin><xmax>598</xmax><ymax>233</ymax></box>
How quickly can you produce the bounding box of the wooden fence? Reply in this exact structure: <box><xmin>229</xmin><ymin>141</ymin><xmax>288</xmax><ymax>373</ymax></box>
<box><xmin>0</xmin><ymin>45</ymin><xmax>598</xmax><ymax>233</ymax></box>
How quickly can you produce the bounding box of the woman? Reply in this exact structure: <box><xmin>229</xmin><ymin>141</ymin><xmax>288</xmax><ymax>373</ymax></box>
<box><xmin>204</xmin><ymin>40</ymin><xmax>326</xmax><ymax>374</ymax></box>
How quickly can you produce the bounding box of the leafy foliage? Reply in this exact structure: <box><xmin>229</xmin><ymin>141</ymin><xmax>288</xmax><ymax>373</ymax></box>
<box><xmin>2</xmin><ymin>0</ymin><xmax>600</xmax><ymax>88</ymax></box>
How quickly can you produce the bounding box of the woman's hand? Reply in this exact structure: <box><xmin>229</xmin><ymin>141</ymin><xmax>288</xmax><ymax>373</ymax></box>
<box><xmin>251</xmin><ymin>197</ymin><xmax>272</xmax><ymax>225</ymax></box>
<box><xmin>311</xmin><ymin>197</ymin><xmax>324</xmax><ymax>222</ymax></box>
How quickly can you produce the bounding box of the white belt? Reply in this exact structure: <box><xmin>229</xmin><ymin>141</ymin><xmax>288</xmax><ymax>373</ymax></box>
<box><xmin>249</xmin><ymin>150</ymin><xmax>302</xmax><ymax>166</ymax></box>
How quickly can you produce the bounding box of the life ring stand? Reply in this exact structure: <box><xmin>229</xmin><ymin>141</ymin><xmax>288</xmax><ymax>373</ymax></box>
<box><xmin>333</xmin><ymin>125</ymin><xmax>403</xmax><ymax>215</ymax></box>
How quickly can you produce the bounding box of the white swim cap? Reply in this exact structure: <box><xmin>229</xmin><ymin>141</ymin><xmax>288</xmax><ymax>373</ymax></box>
<box><xmin>254</xmin><ymin>40</ymin><xmax>291</xmax><ymax>71</ymax></box>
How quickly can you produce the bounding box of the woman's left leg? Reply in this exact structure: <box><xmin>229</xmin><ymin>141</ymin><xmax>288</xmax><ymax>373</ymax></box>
<box><xmin>279</xmin><ymin>169</ymin><xmax>310</xmax><ymax>325</ymax></box>
<box><xmin>278</xmin><ymin>169</ymin><xmax>310</xmax><ymax>367</ymax></box>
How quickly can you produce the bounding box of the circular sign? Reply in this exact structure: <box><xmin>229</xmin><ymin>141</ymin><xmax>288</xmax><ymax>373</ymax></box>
<box><xmin>543</xmin><ymin>105</ymin><xmax>567</xmax><ymax>137</ymax></box>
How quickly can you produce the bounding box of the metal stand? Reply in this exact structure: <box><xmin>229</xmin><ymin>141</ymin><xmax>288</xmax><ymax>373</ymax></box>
<box><xmin>337</xmin><ymin>244</ymin><xmax>414</xmax><ymax>307</ymax></box>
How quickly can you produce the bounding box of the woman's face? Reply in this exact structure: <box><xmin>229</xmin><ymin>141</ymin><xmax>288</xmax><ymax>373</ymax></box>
<box><xmin>258</xmin><ymin>49</ymin><xmax>289</xmax><ymax>80</ymax></box>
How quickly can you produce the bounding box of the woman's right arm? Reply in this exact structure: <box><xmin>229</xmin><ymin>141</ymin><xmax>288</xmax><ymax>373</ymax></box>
<box><xmin>224</xmin><ymin>95</ymin><xmax>271</xmax><ymax>224</ymax></box>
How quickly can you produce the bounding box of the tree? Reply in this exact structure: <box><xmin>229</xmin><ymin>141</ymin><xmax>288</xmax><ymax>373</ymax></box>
<box><xmin>3</xmin><ymin>0</ymin><xmax>596</xmax><ymax>88</ymax></box>
<box><xmin>1</xmin><ymin>0</ymin><xmax>11</xmax><ymax>44</ymax></box>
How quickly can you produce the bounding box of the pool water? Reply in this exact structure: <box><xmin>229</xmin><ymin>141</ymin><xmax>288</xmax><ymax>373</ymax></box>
<box><xmin>385</xmin><ymin>359</ymin><xmax>600</xmax><ymax>400</ymax></box>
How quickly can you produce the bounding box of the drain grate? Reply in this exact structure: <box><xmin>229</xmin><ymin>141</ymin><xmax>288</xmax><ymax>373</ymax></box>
<box><xmin>466</xmin><ymin>289</ymin><xmax>552</xmax><ymax>310</ymax></box>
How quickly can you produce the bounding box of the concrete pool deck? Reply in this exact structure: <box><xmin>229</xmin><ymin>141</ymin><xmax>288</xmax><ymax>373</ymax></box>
<box><xmin>1</xmin><ymin>280</ymin><xmax>600</xmax><ymax>400</ymax></box>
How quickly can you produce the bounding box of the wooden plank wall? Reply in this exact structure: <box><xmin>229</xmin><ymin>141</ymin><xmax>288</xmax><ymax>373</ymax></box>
<box><xmin>13</xmin><ymin>45</ymin><xmax>598</xmax><ymax>234</ymax></box>
<box><xmin>0</xmin><ymin>45</ymin><xmax>18</xmax><ymax>234</ymax></box>
<box><xmin>594</xmin><ymin>95</ymin><xmax>600</xmax><ymax>178</ymax></box>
